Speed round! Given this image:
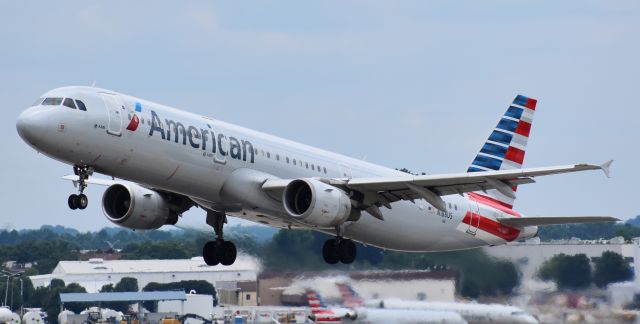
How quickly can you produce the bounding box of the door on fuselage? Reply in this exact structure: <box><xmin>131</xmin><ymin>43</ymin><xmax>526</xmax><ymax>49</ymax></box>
<box><xmin>467</xmin><ymin>200</ymin><xmax>481</xmax><ymax>235</ymax></box>
<box><xmin>100</xmin><ymin>93</ymin><xmax>123</xmax><ymax>136</ymax></box>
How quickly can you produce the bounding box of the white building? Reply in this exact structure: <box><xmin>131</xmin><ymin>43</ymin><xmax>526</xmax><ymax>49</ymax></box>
<box><xmin>29</xmin><ymin>256</ymin><xmax>261</xmax><ymax>293</ymax></box>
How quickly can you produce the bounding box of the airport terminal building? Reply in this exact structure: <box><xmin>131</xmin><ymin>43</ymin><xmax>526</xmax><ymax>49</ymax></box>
<box><xmin>29</xmin><ymin>256</ymin><xmax>260</xmax><ymax>293</ymax></box>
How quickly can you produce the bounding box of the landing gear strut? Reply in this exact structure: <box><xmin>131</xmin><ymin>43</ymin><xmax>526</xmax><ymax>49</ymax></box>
<box><xmin>68</xmin><ymin>165</ymin><xmax>92</xmax><ymax>210</ymax></box>
<box><xmin>322</xmin><ymin>230</ymin><xmax>357</xmax><ymax>265</ymax></box>
<box><xmin>203</xmin><ymin>210</ymin><xmax>237</xmax><ymax>266</ymax></box>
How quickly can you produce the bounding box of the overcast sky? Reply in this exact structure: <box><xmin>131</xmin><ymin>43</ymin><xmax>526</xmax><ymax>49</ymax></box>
<box><xmin>1</xmin><ymin>1</ymin><xmax>638</xmax><ymax>231</ymax></box>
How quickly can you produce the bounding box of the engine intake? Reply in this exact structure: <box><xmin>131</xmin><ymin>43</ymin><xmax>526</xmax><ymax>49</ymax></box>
<box><xmin>283</xmin><ymin>178</ymin><xmax>352</xmax><ymax>227</ymax></box>
<box><xmin>102</xmin><ymin>183</ymin><xmax>178</xmax><ymax>230</ymax></box>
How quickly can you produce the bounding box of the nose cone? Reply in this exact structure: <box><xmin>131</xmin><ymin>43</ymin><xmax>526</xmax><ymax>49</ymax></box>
<box><xmin>16</xmin><ymin>107</ymin><xmax>48</xmax><ymax>146</ymax></box>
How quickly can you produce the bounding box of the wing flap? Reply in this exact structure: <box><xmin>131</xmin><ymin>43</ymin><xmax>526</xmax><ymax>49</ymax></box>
<box><xmin>346</xmin><ymin>163</ymin><xmax>606</xmax><ymax>192</ymax></box>
<box><xmin>497</xmin><ymin>216</ymin><xmax>620</xmax><ymax>227</ymax></box>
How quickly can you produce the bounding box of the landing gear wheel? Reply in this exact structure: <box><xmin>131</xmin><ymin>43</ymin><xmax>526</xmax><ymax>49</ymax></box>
<box><xmin>322</xmin><ymin>239</ymin><xmax>340</xmax><ymax>264</ymax></box>
<box><xmin>338</xmin><ymin>239</ymin><xmax>357</xmax><ymax>264</ymax></box>
<box><xmin>220</xmin><ymin>241</ymin><xmax>237</xmax><ymax>266</ymax></box>
<box><xmin>69</xmin><ymin>165</ymin><xmax>92</xmax><ymax>211</ymax></box>
<box><xmin>77</xmin><ymin>194</ymin><xmax>88</xmax><ymax>210</ymax></box>
<box><xmin>203</xmin><ymin>241</ymin><xmax>220</xmax><ymax>266</ymax></box>
<box><xmin>68</xmin><ymin>194</ymin><xmax>79</xmax><ymax>210</ymax></box>
<box><xmin>204</xmin><ymin>211</ymin><xmax>237</xmax><ymax>266</ymax></box>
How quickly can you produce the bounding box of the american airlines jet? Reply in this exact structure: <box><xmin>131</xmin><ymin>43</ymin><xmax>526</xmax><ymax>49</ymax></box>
<box><xmin>16</xmin><ymin>86</ymin><xmax>618</xmax><ymax>266</ymax></box>
<box><xmin>335</xmin><ymin>283</ymin><xmax>537</xmax><ymax>324</ymax></box>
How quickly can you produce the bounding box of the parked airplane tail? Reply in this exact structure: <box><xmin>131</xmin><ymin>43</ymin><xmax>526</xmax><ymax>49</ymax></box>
<box><xmin>305</xmin><ymin>288</ymin><xmax>345</xmax><ymax>323</ymax></box>
<box><xmin>335</xmin><ymin>283</ymin><xmax>364</xmax><ymax>308</ymax></box>
<box><xmin>467</xmin><ymin>95</ymin><xmax>537</xmax><ymax>208</ymax></box>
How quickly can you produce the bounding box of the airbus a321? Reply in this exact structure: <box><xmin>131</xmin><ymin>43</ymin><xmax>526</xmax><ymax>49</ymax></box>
<box><xmin>16</xmin><ymin>86</ymin><xmax>618</xmax><ymax>266</ymax></box>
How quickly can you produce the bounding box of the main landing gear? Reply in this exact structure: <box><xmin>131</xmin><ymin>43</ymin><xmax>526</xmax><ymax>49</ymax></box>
<box><xmin>68</xmin><ymin>166</ymin><xmax>92</xmax><ymax>210</ymax></box>
<box><xmin>322</xmin><ymin>237</ymin><xmax>357</xmax><ymax>265</ymax></box>
<box><xmin>203</xmin><ymin>210</ymin><xmax>237</xmax><ymax>266</ymax></box>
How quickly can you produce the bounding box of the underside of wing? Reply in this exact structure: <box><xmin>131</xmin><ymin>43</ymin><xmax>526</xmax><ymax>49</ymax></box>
<box><xmin>496</xmin><ymin>216</ymin><xmax>620</xmax><ymax>228</ymax></box>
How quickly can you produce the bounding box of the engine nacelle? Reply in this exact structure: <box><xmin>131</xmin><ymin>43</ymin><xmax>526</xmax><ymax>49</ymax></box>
<box><xmin>283</xmin><ymin>178</ymin><xmax>352</xmax><ymax>227</ymax></box>
<box><xmin>102</xmin><ymin>183</ymin><xmax>178</xmax><ymax>230</ymax></box>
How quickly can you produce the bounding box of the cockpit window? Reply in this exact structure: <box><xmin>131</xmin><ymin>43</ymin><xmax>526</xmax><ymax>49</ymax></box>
<box><xmin>63</xmin><ymin>98</ymin><xmax>77</xmax><ymax>109</ymax></box>
<box><xmin>75</xmin><ymin>100</ymin><xmax>87</xmax><ymax>111</ymax></box>
<box><xmin>32</xmin><ymin>98</ymin><xmax>44</xmax><ymax>106</ymax></box>
<box><xmin>42</xmin><ymin>97</ymin><xmax>63</xmax><ymax>106</ymax></box>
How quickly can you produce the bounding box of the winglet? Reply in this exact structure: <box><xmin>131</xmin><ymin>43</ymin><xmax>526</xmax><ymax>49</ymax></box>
<box><xmin>600</xmin><ymin>160</ymin><xmax>613</xmax><ymax>178</ymax></box>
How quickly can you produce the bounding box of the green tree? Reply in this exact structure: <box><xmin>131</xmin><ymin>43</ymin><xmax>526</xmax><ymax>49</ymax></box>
<box><xmin>539</xmin><ymin>254</ymin><xmax>591</xmax><ymax>289</ymax></box>
<box><xmin>115</xmin><ymin>277</ymin><xmax>139</xmax><ymax>292</ymax></box>
<box><xmin>593</xmin><ymin>251</ymin><xmax>632</xmax><ymax>288</ymax></box>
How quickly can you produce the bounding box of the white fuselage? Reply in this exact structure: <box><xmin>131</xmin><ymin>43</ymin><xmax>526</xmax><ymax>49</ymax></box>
<box><xmin>365</xmin><ymin>299</ymin><xmax>538</xmax><ymax>324</ymax></box>
<box><xmin>16</xmin><ymin>86</ymin><xmax>537</xmax><ymax>252</ymax></box>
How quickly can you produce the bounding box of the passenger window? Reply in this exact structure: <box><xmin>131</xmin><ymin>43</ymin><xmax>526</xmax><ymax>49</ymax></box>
<box><xmin>63</xmin><ymin>98</ymin><xmax>77</xmax><ymax>109</ymax></box>
<box><xmin>293</xmin><ymin>159</ymin><xmax>296</xmax><ymax>165</ymax></box>
<box><xmin>42</xmin><ymin>97</ymin><xmax>63</xmax><ymax>106</ymax></box>
<box><xmin>311</xmin><ymin>164</ymin><xmax>315</xmax><ymax>171</ymax></box>
<box><xmin>75</xmin><ymin>100</ymin><xmax>87</xmax><ymax>111</ymax></box>
<box><xmin>276</xmin><ymin>154</ymin><xmax>280</xmax><ymax>161</ymax></box>
<box><xmin>267</xmin><ymin>152</ymin><xmax>271</xmax><ymax>158</ymax></box>
<box><xmin>254</xmin><ymin>148</ymin><xmax>258</xmax><ymax>155</ymax></box>
<box><xmin>286</xmin><ymin>157</ymin><xmax>290</xmax><ymax>164</ymax></box>
<box><xmin>305</xmin><ymin>162</ymin><xmax>309</xmax><ymax>169</ymax></box>
<box><xmin>323</xmin><ymin>167</ymin><xmax>327</xmax><ymax>174</ymax></box>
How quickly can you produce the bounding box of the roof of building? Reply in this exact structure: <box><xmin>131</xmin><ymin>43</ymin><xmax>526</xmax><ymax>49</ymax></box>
<box><xmin>60</xmin><ymin>291</ymin><xmax>187</xmax><ymax>303</ymax></box>
<box><xmin>47</xmin><ymin>256</ymin><xmax>261</xmax><ymax>275</ymax></box>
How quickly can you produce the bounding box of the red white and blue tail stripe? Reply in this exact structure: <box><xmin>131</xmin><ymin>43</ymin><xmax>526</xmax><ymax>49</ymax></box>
<box><xmin>305</xmin><ymin>289</ymin><xmax>342</xmax><ymax>323</ymax></box>
<box><xmin>467</xmin><ymin>95</ymin><xmax>537</xmax><ymax>208</ymax></box>
<box><xmin>335</xmin><ymin>283</ymin><xmax>364</xmax><ymax>308</ymax></box>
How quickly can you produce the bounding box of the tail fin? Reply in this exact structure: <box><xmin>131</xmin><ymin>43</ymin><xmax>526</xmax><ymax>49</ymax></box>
<box><xmin>305</xmin><ymin>288</ymin><xmax>328</xmax><ymax>310</ymax></box>
<box><xmin>335</xmin><ymin>283</ymin><xmax>364</xmax><ymax>308</ymax></box>
<box><xmin>467</xmin><ymin>95</ymin><xmax>537</xmax><ymax>208</ymax></box>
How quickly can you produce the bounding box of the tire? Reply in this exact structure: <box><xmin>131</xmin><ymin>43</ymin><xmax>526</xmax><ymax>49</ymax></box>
<box><xmin>68</xmin><ymin>194</ymin><xmax>78</xmax><ymax>210</ymax></box>
<box><xmin>203</xmin><ymin>241</ymin><xmax>220</xmax><ymax>266</ymax></box>
<box><xmin>77</xmin><ymin>194</ymin><xmax>88</xmax><ymax>210</ymax></box>
<box><xmin>220</xmin><ymin>241</ymin><xmax>237</xmax><ymax>266</ymax></box>
<box><xmin>338</xmin><ymin>239</ymin><xmax>357</xmax><ymax>264</ymax></box>
<box><xmin>322</xmin><ymin>239</ymin><xmax>340</xmax><ymax>264</ymax></box>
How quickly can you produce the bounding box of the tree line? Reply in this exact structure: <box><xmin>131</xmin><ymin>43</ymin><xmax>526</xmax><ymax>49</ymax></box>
<box><xmin>538</xmin><ymin>251</ymin><xmax>632</xmax><ymax>289</ymax></box>
<box><xmin>0</xmin><ymin>225</ymin><xmax>520</xmax><ymax>300</ymax></box>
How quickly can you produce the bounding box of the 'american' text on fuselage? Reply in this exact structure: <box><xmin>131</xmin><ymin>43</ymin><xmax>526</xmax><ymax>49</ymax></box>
<box><xmin>148</xmin><ymin>110</ymin><xmax>255</xmax><ymax>163</ymax></box>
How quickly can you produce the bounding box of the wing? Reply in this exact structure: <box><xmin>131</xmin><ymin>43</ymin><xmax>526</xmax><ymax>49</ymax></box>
<box><xmin>496</xmin><ymin>216</ymin><xmax>620</xmax><ymax>227</ymax></box>
<box><xmin>62</xmin><ymin>175</ymin><xmax>120</xmax><ymax>187</ymax></box>
<box><xmin>262</xmin><ymin>161</ymin><xmax>611</xmax><ymax>218</ymax></box>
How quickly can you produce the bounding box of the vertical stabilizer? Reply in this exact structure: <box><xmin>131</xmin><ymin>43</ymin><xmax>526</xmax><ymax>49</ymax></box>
<box><xmin>335</xmin><ymin>283</ymin><xmax>364</xmax><ymax>308</ymax></box>
<box><xmin>467</xmin><ymin>95</ymin><xmax>537</xmax><ymax>208</ymax></box>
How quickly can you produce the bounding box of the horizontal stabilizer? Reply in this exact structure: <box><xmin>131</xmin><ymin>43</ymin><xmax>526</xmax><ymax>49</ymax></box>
<box><xmin>497</xmin><ymin>216</ymin><xmax>620</xmax><ymax>227</ymax></box>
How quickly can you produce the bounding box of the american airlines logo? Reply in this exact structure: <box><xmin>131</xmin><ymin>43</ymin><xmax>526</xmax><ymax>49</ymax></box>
<box><xmin>147</xmin><ymin>109</ymin><xmax>255</xmax><ymax>163</ymax></box>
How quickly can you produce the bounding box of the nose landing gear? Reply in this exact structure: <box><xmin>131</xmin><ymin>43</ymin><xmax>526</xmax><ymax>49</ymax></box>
<box><xmin>202</xmin><ymin>210</ymin><xmax>237</xmax><ymax>266</ymax></box>
<box><xmin>68</xmin><ymin>166</ymin><xmax>92</xmax><ymax>210</ymax></box>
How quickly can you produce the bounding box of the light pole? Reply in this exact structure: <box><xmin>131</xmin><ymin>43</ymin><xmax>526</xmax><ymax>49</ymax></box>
<box><xmin>19</xmin><ymin>278</ymin><xmax>23</xmax><ymax>316</ymax></box>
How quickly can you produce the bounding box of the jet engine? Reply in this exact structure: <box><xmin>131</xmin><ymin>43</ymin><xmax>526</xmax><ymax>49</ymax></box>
<box><xmin>282</xmin><ymin>178</ymin><xmax>352</xmax><ymax>227</ymax></box>
<box><xmin>102</xmin><ymin>183</ymin><xmax>182</xmax><ymax>230</ymax></box>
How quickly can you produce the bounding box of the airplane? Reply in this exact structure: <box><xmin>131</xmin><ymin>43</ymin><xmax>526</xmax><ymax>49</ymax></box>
<box><xmin>304</xmin><ymin>288</ymin><xmax>466</xmax><ymax>324</ymax></box>
<box><xmin>16</xmin><ymin>86</ymin><xmax>619</xmax><ymax>266</ymax></box>
<box><xmin>335</xmin><ymin>283</ymin><xmax>538</xmax><ymax>324</ymax></box>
